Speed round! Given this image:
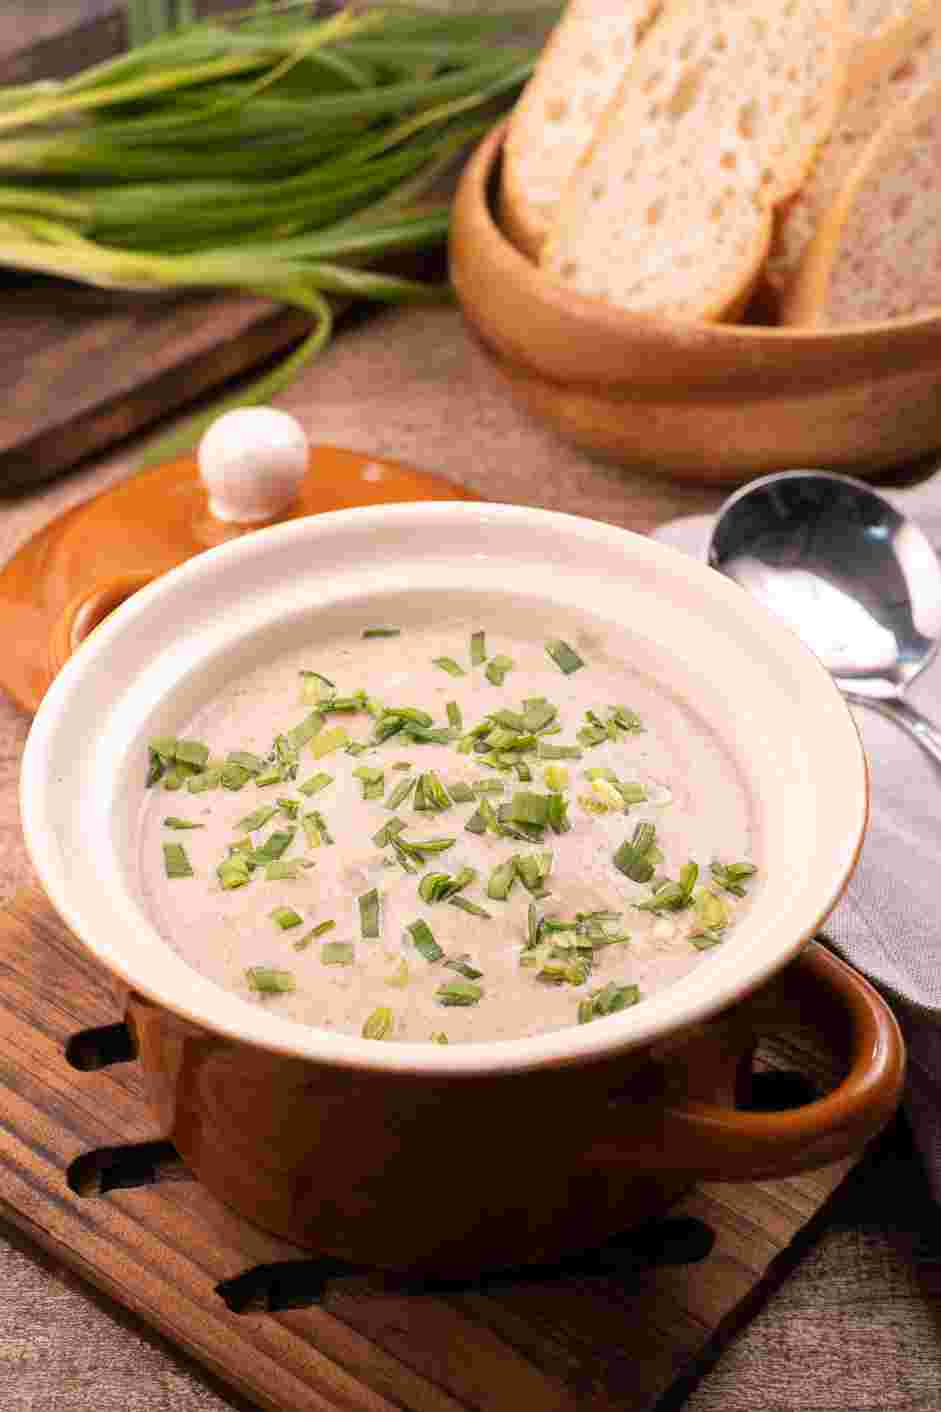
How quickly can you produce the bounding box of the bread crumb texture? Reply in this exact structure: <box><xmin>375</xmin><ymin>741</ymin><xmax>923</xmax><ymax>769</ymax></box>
<box><xmin>541</xmin><ymin>0</ymin><xmax>846</xmax><ymax>319</ymax></box>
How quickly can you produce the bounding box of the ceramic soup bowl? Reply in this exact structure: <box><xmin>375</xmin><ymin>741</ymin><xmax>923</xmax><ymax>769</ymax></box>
<box><xmin>21</xmin><ymin>502</ymin><xmax>903</xmax><ymax>1276</ymax></box>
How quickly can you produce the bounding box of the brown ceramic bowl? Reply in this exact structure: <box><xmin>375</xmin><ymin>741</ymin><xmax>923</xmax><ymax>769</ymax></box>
<box><xmin>450</xmin><ymin>122</ymin><xmax>941</xmax><ymax>484</ymax></box>
<box><xmin>21</xmin><ymin>502</ymin><xmax>904</xmax><ymax>1276</ymax></box>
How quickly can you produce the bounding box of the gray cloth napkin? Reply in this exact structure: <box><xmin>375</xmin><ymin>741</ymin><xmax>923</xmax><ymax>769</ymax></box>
<box><xmin>653</xmin><ymin>478</ymin><xmax>941</xmax><ymax>1202</ymax></box>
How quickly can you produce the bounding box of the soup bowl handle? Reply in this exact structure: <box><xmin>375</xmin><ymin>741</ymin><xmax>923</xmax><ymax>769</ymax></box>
<box><xmin>589</xmin><ymin>942</ymin><xmax>905</xmax><ymax>1182</ymax></box>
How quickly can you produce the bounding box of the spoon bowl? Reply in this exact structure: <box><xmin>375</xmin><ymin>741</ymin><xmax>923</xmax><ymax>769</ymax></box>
<box><xmin>709</xmin><ymin>470</ymin><xmax>941</xmax><ymax>763</ymax></box>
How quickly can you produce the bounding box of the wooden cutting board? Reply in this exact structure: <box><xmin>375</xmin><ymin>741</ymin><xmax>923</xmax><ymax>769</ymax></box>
<box><xmin>0</xmin><ymin>887</ymin><xmax>864</xmax><ymax>1412</ymax></box>
<box><xmin>0</xmin><ymin>1</ymin><xmax>417</xmax><ymax>495</ymax></box>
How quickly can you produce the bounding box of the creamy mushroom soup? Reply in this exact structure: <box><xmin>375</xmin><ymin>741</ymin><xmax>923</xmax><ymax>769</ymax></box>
<box><xmin>138</xmin><ymin>619</ymin><xmax>759</xmax><ymax>1044</ymax></box>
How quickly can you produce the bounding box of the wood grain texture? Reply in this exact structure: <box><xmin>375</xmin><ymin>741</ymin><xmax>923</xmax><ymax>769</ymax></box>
<box><xmin>0</xmin><ymin>888</ymin><xmax>877</xmax><ymax>1412</ymax></box>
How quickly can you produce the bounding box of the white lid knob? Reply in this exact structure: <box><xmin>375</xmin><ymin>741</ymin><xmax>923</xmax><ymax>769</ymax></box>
<box><xmin>198</xmin><ymin>407</ymin><xmax>308</xmax><ymax>523</ymax></box>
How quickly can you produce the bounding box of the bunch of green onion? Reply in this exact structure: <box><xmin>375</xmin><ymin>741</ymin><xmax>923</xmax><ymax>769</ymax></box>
<box><xmin>0</xmin><ymin>1</ymin><xmax>549</xmax><ymax>457</ymax></box>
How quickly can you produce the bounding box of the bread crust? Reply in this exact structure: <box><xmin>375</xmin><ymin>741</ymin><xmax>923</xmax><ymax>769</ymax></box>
<box><xmin>500</xmin><ymin>0</ymin><xmax>662</xmax><ymax>260</ymax></box>
<box><xmin>781</xmin><ymin>76</ymin><xmax>941</xmax><ymax>324</ymax></box>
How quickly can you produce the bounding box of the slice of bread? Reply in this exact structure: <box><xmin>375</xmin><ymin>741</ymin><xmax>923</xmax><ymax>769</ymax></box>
<box><xmin>781</xmin><ymin>77</ymin><xmax>941</xmax><ymax>324</ymax></box>
<box><xmin>540</xmin><ymin>0</ymin><xmax>850</xmax><ymax>321</ymax></box>
<box><xmin>768</xmin><ymin>0</ymin><xmax>939</xmax><ymax>298</ymax></box>
<box><xmin>500</xmin><ymin>0</ymin><xmax>663</xmax><ymax>260</ymax></box>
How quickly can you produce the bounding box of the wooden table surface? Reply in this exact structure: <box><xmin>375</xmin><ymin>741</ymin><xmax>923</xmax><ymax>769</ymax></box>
<box><xmin>1</xmin><ymin>6</ymin><xmax>940</xmax><ymax>1410</ymax></box>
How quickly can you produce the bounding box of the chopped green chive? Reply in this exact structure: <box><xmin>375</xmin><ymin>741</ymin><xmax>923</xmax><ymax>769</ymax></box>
<box><xmin>470</xmin><ymin>631</ymin><xmax>486</xmax><ymax>666</ymax></box>
<box><xmin>217</xmin><ymin>855</ymin><xmax>251</xmax><ymax>890</ymax></box>
<box><xmin>414</xmin><ymin>771</ymin><xmax>452</xmax><ymax>812</ymax></box>
<box><xmin>294</xmin><ymin>919</ymin><xmax>336</xmax><ymax>950</ymax></box>
<box><xmin>359</xmin><ymin>889</ymin><xmax>380</xmax><ymax>940</ymax></box>
<box><xmin>545</xmin><ymin>639</ymin><xmax>585</xmax><ymax>675</ymax></box>
<box><xmin>522</xmin><ymin>699</ymin><xmax>558</xmax><ymax>732</ymax></box>
<box><xmin>286</xmin><ymin>710</ymin><xmax>324</xmax><ymax>752</ymax></box>
<box><xmin>372</xmin><ymin>817</ymin><xmax>406</xmax><ymax>848</ymax></box>
<box><xmin>516</xmin><ymin>850</ymin><xmax>553</xmax><ymax>896</ymax></box>
<box><xmin>408</xmin><ymin>919</ymin><xmax>444</xmax><ymax>962</ymax></box>
<box><xmin>509</xmin><ymin>791</ymin><xmax>551</xmax><ymax>827</ymax></box>
<box><xmin>392</xmin><ymin>835</ymin><xmax>456</xmax><ymax>862</ymax></box>
<box><xmin>446</xmin><ymin>701</ymin><xmax>463</xmax><ymax>732</ymax></box>
<box><xmin>174</xmin><ymin>740</ymin><xmax>210</xmax><ymax>769</ymax></box>
<box><xmin>309</xmin><ymin>727</ymin><xmax>349</xmax><ymax>759</ymax></box>
<box><xmin>578</xmin><ymin>981</ymin><xmax>641</xmax><ymax>1022</ymax></box>
<box><xmin>613</xmin><ymin>823</ymin><xmax>658</xmax><ymax>883</ymax></box>
<box><xmin>485</xmin><ymin>655</ymin><xmax>514</xmax><ymax>686</ymax></box>
<box><xmin>710</xmin><ymin>861</ymin><xmax>758</xmax><ymax>897</ymax></box>
<box><xmin>693</xmin><ymin>887</ymin><xmax>730</xmax><ymax>933</ymax></box>
<box><xmin>353</xmin><ymin>765</ymin><xmax>385</xmax><ymax>801</ymax></box>
<box><xmin>444</xmin><ymin>954</ymin><xmax>483</xmax><ymax>980</ymax></box>
<box><xmin>186</xmin><ymin>768</ymin><xmax>223</xmax><ymax>794</ymax></box>
<box><xmin>544</xmin><ymin>765</ymin><xmax>569</xmax><ymax>792</ymax></box>
<box><xmin>250</xmin><ymin>828</ymin><xmax>296</xmax><ymax>865</ymax></box>
<box><xmin>162</xmin><ymin>842</ymin><xmax>193</xmax><ymax>878</ymax></box>
<box><xmin>302</xmin><ymin>811</ymin><xmax>333</xmax><ymax>848</ymax></box>
<box><xmin>163</xmin><ymin>817</ymin><xmax>204</xmax><ymax>830</ymax></box>
<box><xmin>436</xmin><ymin>978</ymin><xmax>483</xmax><ymax>1007</ymax></box>
<box><xmin>487</xmin><ymin>858</ymin><xmax>519</xmax><ymax>901</ymax></box>
<box><xmin>385</xmin><ymin>773</ymin><xmax>417</xmax><ymax>810</ymax></box>
<box><xmin>445</xmin><ymin>780</ymin><xmax>475</xmax><ymax>803</ymax></box>
<box><xmin>363</xmin><ymin>628</ymin><xmax>401</xmax><ymax>638</ymax></box>
<box><xmin>362</xmin><ymin>1006</ymin><xmax>394</xmax><ymax>1040</ymax></box>
<box><xmin>220</xmin><ymin>760</ymin><xmax>253</xmax><ymax>791</ymax></box>
<box><xmin>473</xmin><ymin>778</ymin><xmax>505</xmax><ymax>794</ymax></box>
<box><xmin>236</xmin><ymin>804</ymin><xmax>279</xmax><ymax>833</ymax></box>
<box><xmin>433</xmin><ymin>657</ymin><xmax>466</xmax><ymax>677</ymax></box>
<box><xmin>418</xmin><ymin>866</ymin><xmax>476</xmax><ymax>903</ymax></box>
<box><xmin>277</xmin><ymin>797</ymin><xmax>300</xmax><ymax>820</ymax></box>
<box><xmin>246</xmin><ymin>966</ymin><xmax>295</xmax><ymax>994</ymax></box>
<box><xmin>448</xmin><ymin>895</ymin><xmax>493</xmax><ymax>920</ymax></box>
<box><xmin>271</xmin><ymin>906</ymin><xmax>303</xmax><ymax>931</ymax></box>
<box><xmin>321</xmin><ymin>941</ymin><xmax>355</xmax><ymax>965</ymax></box>
<box><xmin>537</xmin><ymin>742</ymin><xmax>583</xmax><ymax>761</ymax></box>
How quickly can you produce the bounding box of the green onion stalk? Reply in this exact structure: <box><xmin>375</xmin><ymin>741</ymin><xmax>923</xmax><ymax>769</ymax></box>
<box><xmin>0</xmin><ymin>2</ymin><xmax>553</xmax><ymax>461</ymax></box>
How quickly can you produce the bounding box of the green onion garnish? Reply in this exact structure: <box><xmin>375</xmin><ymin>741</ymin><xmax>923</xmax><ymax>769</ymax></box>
<box><xmin>691</xmin><ymin>931</ymin><xmax>724</xmax><ymax>950</ymax></box>
<box><xmin>162</xmin><ymin>842</ymin><xmax>193</xmax><ymax>878</ymax></box>
<box><xmin>537</xmin><ymin>743</ymin><xmax>583</xmax><ymax>761</ymax></box>
<box><xmin>163</xmin><ymin>817</ymin><xmax>204</xmax><ymax>830</ymax></box>
<box><xmin>385</xmin><ymin>773</ymin><xmax>417</xmax><ymax>810</ymax></box>
<box><xmin>487</xmin><ymin>857</ymin><xmax>519</xmax><ymax>901</ymax></box>
<box><xmin>407</xmin><ymin>919</ymin><xmax>444</xmax><ymax>962</ymax></box>
<box><xmin>372</xmin><ymin>817</ymin><xmax>406</xmax><ymax>848</ymax></box>
<box><xmin>250</xmin><ymin>828</ymin><xmax>296</xmax><ymax>865</ymax></box>
<box><xmin>301</xmin><ymin>811</ymin><xmax>333</xmax><ymax>848</ymax></box>
<box><xmin>445</xmin><ymin>780</ymin><xmax>475</xmax><ymax>803</ymax></box>
<box><xmin>710</xmin><ymin>861</ymin><xmax>758</xmax><ymax>897</ymax></box>
<box><xmin>693</xmin><ymin>887</ymin><xmax>730</xmax><ymax>933</ymax></box>
<box><xmin>363</xmin><ymin>628</ymin><xmax>401</xmax><ymax>638</ymax></box>
<box><xmin>353</xmin><ymin>765</ymin><xmax>385</xmax><ymax>801</ymax></box>
<box><xmin>544</xmin><ymin>765</ymin><xmax>569</xmax><ymax>792</ymax></box>
<box><xmin>436</xmin><ymin>978</ymin><xmax>483</xmax><ymax>1007</ymax></box>
<box><xmin>522</xmin><ymin>699</ymin><xmax>558</xmax><ymax>732</ymax></box>
<box><xmin>509</xmin><ymin>791</ymin><xmax>551</xmax><ymax>828</ymax></box>
<box><xmin>515</xmin><ymin>850</ymin><xmax>553</xmax><ymax>896</ymax></box>
<box><xmin>277</xmin><ymin>797</ymin><xmax>300</xmax><ymax>820</ymax></box>
<box><xmin>359</xmin><ymin>888</ymin><xmax>380</xmax><ymax>939</ymax></box>
<box><xmin>236</xmin><ymin>804</ymin><xmax>279</xmax><ymax>833</ymax></box>
<box><xmin>246</xmin><ymin>966</ymin><xmax>295</xmax><ymax>994</ymax></box>
<box><xmin>470</xmin><ymin>631</ymin><xmax>486</xmax><ymax>666</ymax></box>
<box><xmin>414</xmin><ymin>771</ymin><xmax>452</xmax><ymax>812</ymax></box>
<box><xmin>186</xmin><ymin>768</ymin><xmax>223</xmax><ymax>794</ymax></box>
<box><xmin>448</xmin><ymin>895</ymin><xmax>493</xmax><ymax>920</ymax></box>
<box><xmin>310</xmin><ymin>727</ymin><xmax>349</xmax><ymax>759</ymax></box>
<box><xmin>220</xmin><ymin>760</ymin><xmax>253</xmax><ymax>791</ymax></box>
<box><xmin>392</xmin><ymin>835</ymin><xmax>456</xmax><ymax>861</ymax></box>
<box><xmin>217</xmin><ymin>855</ymin><xmax>251</xmax><ymax>890</ymax></box>
<box><xmin>444</xmin><ymin>955</ymin><xmax>483</xmax><ymax>980</ymax></box>
<box><xmin>321</xmin><ymin>941</ymin><xmax>355</xmax><ymax>965</ymax></box>
<box><xmin>270</xmin><ymin>906</ymin><xmax>303</xmax><ymax>930</ymax></box>
<box><xmin>174</xmin><ymin>740</ymin><xmax>210</xmax><ymax>769</ymax></box>
<box><xmin>433</xmin><ymin>657</ymin><xmax>466</xmax><ymax>677</ymax></box>
<box><xmin>473</xmin><ymin>779</ymin><xmax>505</xmax><ymax>794</ymax></box>
<box><xmin>286</xmin><ymin>710</ymin><xmax>324</xmax><ymax>752</ymax></box>
<box><xmin>485</xmin><ymin>655</ymin><xmax>514</xmax><ymax>686</ymax></box>
<box><xmin>545</xmin><ymin>639</ymin><xmax>585</xmax><ymax>674</ymax></box>
<box><xmin>294</xmin><ymin>919</ymin><xmax>336</xmax><ymax>950</ymax></box>
<box><xmin>362</xmin><ymin>1007</ymin><xmax>394</xmax><ymax>1040</ymax></box>
<box><xmin>613</xmin><ymin>823</ymin><xmax>658</xmax><ymax>883</ymax></box>
<box><xmin>447</xmin><ymin>701</ymin><xmax>463</xmax><ymax>731</ymax></box>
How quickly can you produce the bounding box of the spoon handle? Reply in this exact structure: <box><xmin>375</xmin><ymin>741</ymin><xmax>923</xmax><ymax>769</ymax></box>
<box><xmin>845</xmin><ymin>693</ymin><xmax>941</xmax><ymax>768</ymax></box>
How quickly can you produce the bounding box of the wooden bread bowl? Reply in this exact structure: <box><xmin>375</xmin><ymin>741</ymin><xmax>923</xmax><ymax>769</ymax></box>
<box><xmin>450</xmin><ymin>122</ymin><xmax>941</xmax><ymax>484</ymax></box>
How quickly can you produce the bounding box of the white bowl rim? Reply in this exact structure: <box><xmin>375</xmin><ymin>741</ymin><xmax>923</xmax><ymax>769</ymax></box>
<box><xmin>20</xmin><ymin>500</ymin><xmax>867</xmax><ymax>1077</ymax></box>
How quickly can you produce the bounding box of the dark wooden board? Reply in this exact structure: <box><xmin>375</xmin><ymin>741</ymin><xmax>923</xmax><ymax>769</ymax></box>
<box><xmin>0</xmin><ymin>2</ymin><xmax>349</xmax><ymax>494</ymax></box>
<box><xmin>0</xmin><ymin>888</ymin><xmax>863</xmax><ymax>1412</ymax></box>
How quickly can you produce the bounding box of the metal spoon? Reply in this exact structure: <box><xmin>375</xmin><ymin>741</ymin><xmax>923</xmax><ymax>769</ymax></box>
<box><xmin>708</xmin><ymin>469</ymin><xmax>941</xmax><ymax>766</ymax></box>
